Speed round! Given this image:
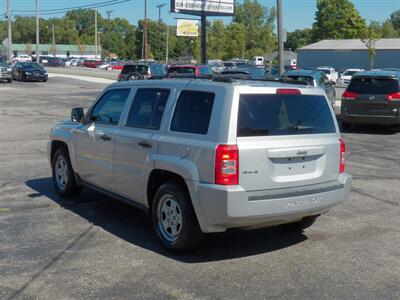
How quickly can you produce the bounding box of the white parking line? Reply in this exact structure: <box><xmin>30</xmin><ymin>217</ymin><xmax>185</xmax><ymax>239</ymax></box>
<box><xmin>48</xmin><ymin>73</ymin><xmax>116</xmax><ymax>84</ymax></box>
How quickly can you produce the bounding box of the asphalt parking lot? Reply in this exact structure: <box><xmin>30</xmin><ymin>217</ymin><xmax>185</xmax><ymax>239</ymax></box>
<box><xmin>1</xmin><ymin>77</ymin><xmax>399</xmax><ymax>299</ymax></box>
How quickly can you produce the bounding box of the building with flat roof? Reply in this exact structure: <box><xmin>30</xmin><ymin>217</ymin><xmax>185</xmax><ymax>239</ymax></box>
<box><xmin>297</xmin><ymin>39</ymin><xmax>400</xmax><ymax>69</ymax></box>
<box><xmin>0</xmin><ymin>43</ymin><xmax>102</xmax><ymax>60</ymax></box>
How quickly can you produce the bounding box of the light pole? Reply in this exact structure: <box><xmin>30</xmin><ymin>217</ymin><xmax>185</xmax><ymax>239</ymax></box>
<box><xmin>143</xmin><ymin>0</ymin><xmax>148</xmax><ymax>60</ymax></box>
<box><xmin>7</xmin><ymin>0</ymin><xmax>12</xmax><ymax>63</ymax></box>
<box><xmin>157</xmin><ymin>3</ymin><xmax>166</xmax><ymax>62</ymax></box>
<box><xmin>52</xmin><ymin>23</ymin><xmax>56</xmax><ymax>57</ymax></box>
<box><xmin>36</xmin><ymin>0</ymin><xmax>40</xmax><ymax>61</ymax></box>
<box><xmin>277</xmin><ymin>0</ymin><xmax>284</xmax><ymax>76</ymax></box>
<box><xmin>95</xmin><ymin>8</ymin><xmax>98</xmax><ymax>59</ymax></box>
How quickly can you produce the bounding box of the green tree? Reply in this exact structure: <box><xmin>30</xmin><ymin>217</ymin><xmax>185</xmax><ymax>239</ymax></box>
<box><xmin>286</xmin><ymin>29</ymin><xmax>313</xmax><ymax>51</ymax></box>
<box><xmin>381</xmin><ymin>20</ymin><xmax>399</xmax><ymax>38</ymax></box>
<box><xmin>390</xmin><ymin>10</ymin><xmax>400</xmax><ymax>33</ymax></box>
<box><xmin>312</xmin><ymin>0</ymin><xmax>367</xmax><ymax>41</ymax></box>
<box><xmin>207</xmin><ymin>20</ymin><xmax>226</xmax><ymax>59</ymax></box>
<box><xmin>224</xmin><ymin>23</ymin><xmax>246</xmax><ymax>60</ymax></box>
<box><xmin>361</xmin><ymin>22</ymin><xmax>381</xmax><ymax>70</ymax></box>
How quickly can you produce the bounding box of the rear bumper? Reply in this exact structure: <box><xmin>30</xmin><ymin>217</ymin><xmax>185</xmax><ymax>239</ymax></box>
<box><xmin>194</xmin><ymin>174</ymin><xmax>352</xmax><ymax>233</ymax></box>
<box><xmin>342</xmin><ymin>113</ymin><xmax>400</xmax><ymax>126</ymax></box>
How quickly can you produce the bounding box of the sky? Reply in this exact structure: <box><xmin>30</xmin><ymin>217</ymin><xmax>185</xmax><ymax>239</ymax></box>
<box><xmin>1</xmin><ymin>0</ymin><xmax>399</xmax><ymax>31</ymax></box>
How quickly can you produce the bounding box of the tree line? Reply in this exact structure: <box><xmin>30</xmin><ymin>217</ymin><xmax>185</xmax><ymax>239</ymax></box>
<box><xmin>0</xmin><ymin>0</ymin><xmax>399</xmax><ymax>61</ymax></box>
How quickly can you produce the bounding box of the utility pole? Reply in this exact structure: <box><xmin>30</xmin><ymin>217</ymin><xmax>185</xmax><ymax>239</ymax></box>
<box><xmin>7</xmin><ymin>0</ymin><xmax>12</xmax><ymax>63</ymax></box>
<box><xmin>277</xmin><ymin>0</ymin><xmax>284</xmax><ymax>76</ymax></box>
<box><xmin>52</xmin><ymin>23</ymin><xmax>55</xmax><ymax>57</ymax></box>
<box><xmin>36</xmin><ymin>0</ymin><xmax>40</xmax><ymax>61</ymax></box>
<box><xmin>165</xmin><ymin>26</ymin><xmax>169</xmax><ymax>64</ymax></box>
<box><xmin>157</xmin><ymin>4</ymin><xmax>166</xmax><ymax>62</ymax></box>
<box><xmin>95</xmin><ymin>8</ymin><xmax>98</xmax><ymax>59</ymax></box>
<box><xmin>200</xmin><ymin>12</ymin><xmax>207</xmax><ymax>64</ymax></box>
<box><xmin>143</xmin><ymin>0</ymin><xmax>148</xmax><ymax>61</ymax></box>
<box><xmin>106</xmin><ymin>10</ymin><xmax>114</xmax><ymax>21</ymax></box>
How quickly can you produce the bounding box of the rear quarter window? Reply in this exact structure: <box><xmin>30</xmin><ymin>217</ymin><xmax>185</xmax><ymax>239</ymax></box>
<box><xmin>348</xmin><ymin>77</ymin><xmax>399</xmax><ymax>94</ymax></box>
<box><xmin>237</xmin><ymin>94</ymin><xmax>336</xmax><ymax>137</ymax></box>
<box><xmin>171</xmin><ymin>91</ymin><xmax>215</xmax><ymax>135</ymax></box>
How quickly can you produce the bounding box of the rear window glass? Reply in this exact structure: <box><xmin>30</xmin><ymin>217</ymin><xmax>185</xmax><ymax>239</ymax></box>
<box><xmin>150</xmin><ymin>64</ymin><xmax>166</xmax><ymax>75</ymax></box>
<box><xmin>237</xmin><ymin>94</ymin><xmax>335</xmax><ymax>137</ymax></box>
<box><xmin>286</xmin><ymin>76</ymin><xmax>314</xmax><ymax>85</ymax></box>
<box><xmin>168</xmin><ymin>67</ymin><xmax>195</xmax><ymax>74</ymax></box>
<box><xmin>122</xmin><ymin>65</ymin><xmax>149</xmax><ymax>74</ymax></box>
<box><xmin>171</xmin><ymin>91</ymin><xmax>215</xmax><ymax>135</ymax></box>
<box><xmin>347</xmin><ymin>78</ymin><xmax>399</xmax><ymax>94</ymax></box>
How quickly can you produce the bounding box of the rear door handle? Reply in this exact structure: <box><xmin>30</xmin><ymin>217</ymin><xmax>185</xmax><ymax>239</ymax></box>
<box><xmin>138</xmin><ymin>141</ymin><xmax>152</xmax><ymax>148</ymax></box>
<box><xmin>100</xmin><ymin>134</ymin><xmax>112</xmax><ymax>141</ymax></box>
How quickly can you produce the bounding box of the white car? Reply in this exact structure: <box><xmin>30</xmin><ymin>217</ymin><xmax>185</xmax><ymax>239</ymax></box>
<box><xmin>337</xmin><ymin>69</ymin><xmax>364</xmax><ymax>86</ymax></box>
<box><xmin>317</xmin><ymin>66</ymin><xmax>338</xmax><ymax>83</ymax></box>
<box><xmin>13</xmin><ymin>55</ymin><xmax>32</xmax><ymax>63</ymax></box>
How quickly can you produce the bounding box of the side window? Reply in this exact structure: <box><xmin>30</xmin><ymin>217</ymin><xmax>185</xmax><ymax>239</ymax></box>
<box><xmin>200</xmin><ymin>67</ymin><xmax>212</xmax><ymax>75</ymax></box>
<box><xmin>126</xmin><ymin>88</ymin><xmax>170</xmax><ymax>130</ymax></box>
<box><xmin>91</xmin><ymin>89</ymin><xmax>130</xmax><ymax>125</ymax></box>
<box><xmin>170</xmin><ymin>91</ymin><xmax>215</xmax><ymax>135</ymax></box>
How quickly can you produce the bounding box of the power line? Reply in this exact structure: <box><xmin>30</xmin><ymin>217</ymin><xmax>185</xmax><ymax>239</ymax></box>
<box><xmin>13</xmin><ymin>0</ymin><xmax>126</xmax><ymax>13</ymax></box>
<box><xmin>12</xmin><ymin>0</ymin><xmax>133</xmax><ymax>17</ymax></box>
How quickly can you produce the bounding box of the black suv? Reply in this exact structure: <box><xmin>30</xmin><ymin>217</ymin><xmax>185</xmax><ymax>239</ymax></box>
<box><xmin>118</xmin><ymin>63</ymin><xmax>166</xmax><ymax>81</ymax></box>
<box><xmin>341</xmin><ymin>70</ymin><xmax>400</xmax><ymax>130</ymax></box>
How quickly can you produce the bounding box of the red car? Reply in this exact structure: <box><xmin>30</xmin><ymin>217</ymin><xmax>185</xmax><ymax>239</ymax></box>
<box><xmin>167</xmin><ymin>65</ymin><xmax>213</xmax><ymax>78</ymax></box>
<box><xmin>82</xmin><ymin>59</ymin><xmax>103</xmax><ymax>68</ymax></box>
<box><xmin>111</xmin><ymin>62</ymin><xmax>124</xmax><ymax>70</ymax></box>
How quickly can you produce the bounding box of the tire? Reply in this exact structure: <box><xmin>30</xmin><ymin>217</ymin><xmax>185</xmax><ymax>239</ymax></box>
<box><xmin>280</xmin><ymin>215</ymin><xmax>319</xmax><ymax>232</ymax></box>
<box><xmin>51</xmin><ymin>147</ymin><xmax>81</xmax><ymax>197</ymax></box>
<box><xmin>341</xmin><ymin>121</ymin><xmax>352</xmax><ymax>132</ymax></box>
<box><xmin>7</xmin><ymin>78</ymin><xmax>12</xmax><ymax>83</ymax></box>
<box><xmin>21</xmin><ymin>73</ymin><xmax>27</xmax><ymax>82</ymax></box>
<box><xmin>129</xmin><ymin>72</ymin><xmax>144</xmax><ymax>81</ymax></box>
<box><xmin>151</xmin><ymin>181</ymin><xmax>204</xmax><ymax>251</ymax></box>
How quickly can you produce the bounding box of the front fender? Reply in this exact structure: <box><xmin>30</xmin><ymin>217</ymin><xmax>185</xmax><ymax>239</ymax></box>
<box><xmin>49</xmin><ymin>121</ymin><xmax>80</xmax><ymax>171</ymax></box>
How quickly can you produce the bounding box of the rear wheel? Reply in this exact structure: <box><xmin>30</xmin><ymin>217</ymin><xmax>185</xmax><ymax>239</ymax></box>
<box><xmin>51</xmin><ymin>147</ymin><xmax>81</xmax><ymax>197</ymax></box>
<box><xmin>21</xmin><ymin>72</ymin><xmax>27</xmax><ymax>82</ymax></box>
<box><xmin>129</xmin><ymin>72</ymin><xmax>144</xmax><ymax>80</ymax></box>
<box><xmin>7</xmin><ymin>78</ymin><xmax>12</xmax><ymax>83</ymax></box>
<box><xmin>281</xmin><ymin>215</ymin><xmax>319</xmax><ymax>232</ymax></box>
<box><xmin>151</xmin><ymin>181</ymin><xmax>204</xmax><ymax>251</ymax></box>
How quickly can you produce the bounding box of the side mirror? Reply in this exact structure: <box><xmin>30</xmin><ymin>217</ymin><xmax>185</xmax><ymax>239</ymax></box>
<box><xmin>71</xmin><ymin>107</ymin><xmax>84</xmax><ymax>123</ymax></box>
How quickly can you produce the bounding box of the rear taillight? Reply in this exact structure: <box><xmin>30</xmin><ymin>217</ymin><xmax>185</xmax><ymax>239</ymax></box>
<box><xmin>215</xmin><ymin>145</ymin><xmax>239</xmax><ymax>185</ymax></box>
<box><xmin>342</xmin><ymin>90</ymin><xmax>359</xmax><ymax>100</ymax></box>
<box><xmin>386</xmin><ymin>92</ymin><xmax>400</xmax><ymax>101</ymax></box>
<box><xmin>276</xmin><ymin>88</ymin><xmax>301</xmax><ymax>95</ymax></box>
<box><xmin>339</xmin><ymin>138</ymin><xmax>346</xmax><ymax>174</ymax></box>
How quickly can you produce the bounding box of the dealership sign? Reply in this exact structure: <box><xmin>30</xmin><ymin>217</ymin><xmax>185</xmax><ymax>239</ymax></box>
<box><xmin>171</xmin><ymin>0</ymin><xmax>234</xmax><ymax>16</ymax></box>
<box><xmin>176</xmin><ymin>19</ymin><xmax>200</xmax><ymax>37</ymax></box>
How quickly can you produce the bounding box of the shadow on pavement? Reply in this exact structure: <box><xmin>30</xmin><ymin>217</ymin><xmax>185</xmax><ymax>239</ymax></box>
<box><xmin>26</xmin><ymin>177</ymin><xmax>307</xmax><ymax>263</ymax></box>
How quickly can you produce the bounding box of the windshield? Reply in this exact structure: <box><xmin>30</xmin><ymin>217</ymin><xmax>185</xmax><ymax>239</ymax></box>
<box><xmin>21</xmin><ymin>63</ymin><xmax>42</xmax><ymax>70</ymax></box>
<box><xmin>237</xmin><ymin>94</ymin><xmax>335</xmax><ymax>136</ymax></box>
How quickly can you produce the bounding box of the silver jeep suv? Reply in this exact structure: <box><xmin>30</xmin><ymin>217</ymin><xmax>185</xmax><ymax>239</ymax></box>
<box><xmin>48</xmin><ymin>78</ymin><xmax>352</xmax><ymax>251</ymax></box>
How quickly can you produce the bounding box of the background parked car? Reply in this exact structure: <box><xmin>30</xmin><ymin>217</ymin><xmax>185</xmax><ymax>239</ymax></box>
<box><xmin>0</xmin><ymin>62</ymin><xmax>12</xmax><ymax>83</ymax></box>
<box><xmin>47</xmin><ymin>57</ymin><xmax>66</xmax><ymax>67</ymax></box>
<box><xmin>317</xmin><ymin>66</ymin><xmax>339</xmax><ymax>83</ymax></box>
<box><xmin>13</xmin><ymin>55</ymin><xmax>32</xmax><ymax>63</ymax></box>
<box><xmin>341</xmin><ymin>70</ymin><xmax>400</xmax><ymax>131</ymax></box>
<box><xmin>12</xmin><ymin>62</ymin><xmax>48</xmax><ymax>82</ymax></box>
<box><xmin>166</xmin><ymin>65</ymin><xmax>213</xmax><ymax>79</ymax></box>
<box><xmin>118</xmin><ymin>63</ymin><xmax>166</xmax><ymax>81</ymax></box>
<box><xmin>220</xmin><ymin>67</ymin><xmax>267</xmax><ymax>80</ymax></box>
<box><xmin>82</xmin><ymin>59</ymin><xmax>103</xmax><ymax>68</ymax></box>
<box><xmin>286</xmin><ymin>69</ymin><xmax>337</xmax><ymax>107</ymax></box>
<box><xmin>337</xmin><ymin>69</ymin><xmax>364</xmax><ymax>86</ymax></box>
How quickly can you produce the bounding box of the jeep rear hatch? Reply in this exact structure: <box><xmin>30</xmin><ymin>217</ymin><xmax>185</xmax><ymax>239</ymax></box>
<box><xmin>236</xmin><ymin>93</ymin><xmax>341</xmax><ymax>191</ymax></box>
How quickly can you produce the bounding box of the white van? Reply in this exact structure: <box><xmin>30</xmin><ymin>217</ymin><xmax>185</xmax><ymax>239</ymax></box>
<box><xmin>251</xmin><ymin>56</ymin><xmax>264</xmax><ymax>66</ymax></box>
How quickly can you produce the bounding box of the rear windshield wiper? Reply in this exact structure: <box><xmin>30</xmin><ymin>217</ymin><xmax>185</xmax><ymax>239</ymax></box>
<box><xmin>237</xmin><ymin>127</ymin><xmax>269</xmax><ymax>136</ymax></box>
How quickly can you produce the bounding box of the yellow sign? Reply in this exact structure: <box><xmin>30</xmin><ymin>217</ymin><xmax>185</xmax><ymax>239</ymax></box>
<box><xmin>176</xmin><ymin>19</ymin><xmax>199</xmax><ymax>37</ymax></box>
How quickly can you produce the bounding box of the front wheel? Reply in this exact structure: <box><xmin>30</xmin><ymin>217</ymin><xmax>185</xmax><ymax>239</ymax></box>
<box><xmin>7</xmin><ymin>78</ymin><xmax>12</xmax><ymax>83</ymax></box>
<box><xmin>51</xmin><ymin>147</ymin><xmax>81</xmax><ymax>197</ymax></box>
<box><xmin>151</xmin><ymin>182</ymin><xmax>204</xmax><ymax>251</ymax></box>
